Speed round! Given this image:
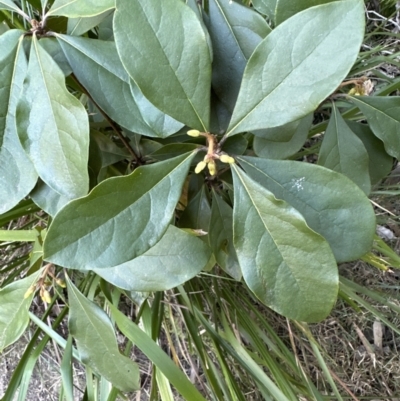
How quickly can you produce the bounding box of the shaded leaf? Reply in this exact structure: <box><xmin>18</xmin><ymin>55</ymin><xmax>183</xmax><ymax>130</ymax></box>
<box><xmin>226</xmin><ymin>0</ymin><xmax>364</xmax><ymax>136</ymax></box>
<box><xmin>251</xmin><ymin>0</ymin><xmax>276</xmax><ymax>18</ymax></box>
<box><xmin>221</xmin><ymin>134</ymin><xmax>248</xmax><ymax>156</ymax></box>
<box><xmin>209</xmin><ymin>190</ymin><xmax>241</xmax><ymax>280</ymax></box>
<box><xmin>0</xmin><ymin>271</ymin><xmax>40</xmax><ymax>352</ymax></box>
<box><xmin>130</xmin><ymin>82</ymin><xmax>184</xmax><ymax>137</ymax></box>
<box><xmin>48</xmin><ymin>0</ymin><xmax>114</xmax><ymax>17</ymax></box>
<box><xmin>0</xmin><ymin>0</ymin><xmax>24</xmax><ymax>14</ymax></box>
<box><xmin>149</xmin><ymin>144</ymin><xmax>201</xmax><ymax>162</ymax></box>
<box><xmin>206</xmin><ymin>0</ymin><xmax>270</xmax><ymax>111</ymax></box>
<box><xmin>39</xmin><ymin>38</ymin><xmax>72</xmax><ymax>76</ymax></box>
<box><xmin>114</xmin><ymin>0</ymin><xmax>212</xmax><ymax>131</ymax></box>
<box><xmin>67</xmin><ymin>10</ymin><xmax>113</xmax><ymax>36</ymax></box>
<box><xmin>56</xmin><ymin>35</ymin><xmax>165</xmax><ymax>137</ymax></box>
<box><xmin>95</xmin><ymin>225</ymin><xmax>211</xmax><ymax>291</ymax></box>
<box><xmin>16</xmin><ymin>36</ymin><xmax>89</xmax><ymax>199</ymax></box>
<box><xmin>179</xmin><ymin>185</ymin><xmax>211</xmax><ymax>231</ymax></box>
<box><xmin>238</xmin><ymin>156</ymin><xmax>375</xmax><ymax>262</ymax></box>
<box><xmin>349</xmin><ymin>96</ymin><xmax>400</xmax><ymax>159</ymax></box>
<box><xmin>43</xmin><ymin>153</ymin><xmax>196</xmax><ymax>269</ymax></box>
<box><xmin>0</xmin><ymin>30</ymin><xmax>37</xmax><ymax>214</ymax></box>
<box><xmin>253</xmin><ymin>113</ymin><xmax>313</xmax><ymax>159</ymax></box>
<box><xmin>346</xmin><ymin>121</ymin><xmax>393</xmax><ymax>185</ymax></box>
<box><xmin>275</xmin><ymin>0</ymin><xmax>338</xmax><ymax>26</ymax></box>
<box><xmin>66</xmin><ymin>276</ymin><xmax>140</xmax><ymax>392</ymax></box>
<box><xmin>318</xmin><ymin>105</ymin><xmax>371</xmax><ymax>194</ymax></box>
<box><xmin>30</xmin><ymin>179</ymin><xmax>72</xmax><ymax>217</ymax></box>
<box><xmin>232</xmin><ymin>165</ymin><xmax>338</xmax><ymax>322</ymax></box>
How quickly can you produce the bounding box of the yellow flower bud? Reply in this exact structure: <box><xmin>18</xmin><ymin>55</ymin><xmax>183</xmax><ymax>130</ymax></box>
<box><xmin>208</xmin><ymin>160</ymin><xmax>217</xmax><ymax>176</ymax></box>
<box><xmin>41</xmin><ymin>289</ymin><xmax>52</xmax><ymax>304</ymax></box>
<box><xmin>219</xmin><ymin>154</ymin><xmax>235</xmax><ymax>164</ymax></box>
<box><xmin>24</xmin><ymin>285</ymin><xmax>36</xmax><ymax>299</ymax></box>
<box><xmin>195</xmin><ymin>161</ymin><xmax>207</xmax><ymax>174</ymax></box>
<box><xmin>187</xmin><ymin>129</ymin><xmax>201</xmax><ymax>137</ymax></box>
<box><xmin>55</xmin><ymin>278</ymin><xmax>66</xmax><ymax>288</ymax></box>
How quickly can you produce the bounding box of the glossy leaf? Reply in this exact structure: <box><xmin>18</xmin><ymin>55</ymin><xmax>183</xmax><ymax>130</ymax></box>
<box><xmin>346</xmin><ymin>121</ymin><xmax>393</xmax><ymax>185</ymax></box>
<box><xmin>238</xmin><ymin>156</ymin><xmax>376</xmax><ymax>262</ymax></box>
<box><xmin>209</xmin><ymin>190</ymin><xmax>241</xmax><ymax>280</ymax></box>
<box><xmin>232</xmin><ymin>166</ymin><xmax>338</xmax><ymax>322</ymax></box>
<box><xmin>0</xmin><ymin>30</ymin><xmax>37</xmax><ymax>214</ymax></box>
<box><xmin>275</xmin><ymin>0</ymin><xmax>338</xmax><ymax>25</ymax></box>
<box><xmin>114</xmin><ymin>0</ymin><xmax>212</xmax><ymax>131</ymax></box>
<box><xmin>57</xmin><ymin>35</ymin><xmax>166</xmax><ymax>138</ymax></box>
<box><xmin>206</xmin><ymin>0</ymin><xmax>270</xmax><ymax>111</ymax></box>
<box><xmin>0</xmin><ymin>272</ymin><xmax>40</xmax><ymax>352</ymax></box>
<box><xmin>94</xmin><ymin>225</ymin><xmax>211</xmax><ymax>291</ymax></box>
<box><xmin>43</xmin><ymin>153</ymin><xmax>196</xmax><ymax>269</ymax></box>
<box><xmin>349</xmin><ymin>96</ymin><xmax>400</xmax><ymax>159</ymax></box>
<box><xmin>30</xmin><ymin>180</ymin><xmax>72</xmax><ymax>217</ymax></box>
<box><xmin>16</xmin><ymin>36</ymin><xmax>89</xmax><ymax>199</ymax></box>
<box><xmin>226</xmin><ymin>0</ymin><xmax>364</xmax><ymax>136</ymax></box>
<box><xmin>48</xmin><ymin>0</ymin><xmax>114</xmax><ymax>17</ymax></box>
<box><xmin>318</xmin><ymin>105</ymin><xmax>371</xmax><ymax>194</ymax></box>
<box><xmin>66</xmin><ymin>276</ymin><xmax>140</xmax><ymax>391</ymax></box>
<box><xmin>253</xmin><ymin>113</ymin><xmax>313</xmax><ymax>159</ymax></box>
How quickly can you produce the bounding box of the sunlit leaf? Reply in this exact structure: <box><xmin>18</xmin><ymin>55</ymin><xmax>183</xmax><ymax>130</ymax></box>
<box><xmin>0</xmin><ymin>271</ymin><xmax>40</xmax><ymax>352</ymax></box>
<box><xmin>349</xmin><ymin>95</ymin><xmax>400</xmax><ymax>159</ymax></box>
<box><xmin>44</xmin><ymin>153</ymin><xmax>196</xmax><ymax>269</ymax></box>
<box><xmin>95</xmin><ymin>225</ymin><xmax>211</xmax><ymax>291</ymax></box>
<box><xmin>66</xmin><ymin>276</ymin><xmax>140</xmax><ymax>392</ymax></box>
<box><xmin>16</xmin><ymin>36</ymin><xmax>89</xmax><ymax>199</ymax></box>
<box><xmin>114</xmin><ymin>0</ymin><xmax>212</xmax><ymax>131</ymax></box>
<box><xmin>0</xmin><ymin>30</ymin><xmax>37</xmax><ymax>214</ymax></box>
<box><xmin>232</xmin><ymin>165</ymin><xmax>338</xmax><ymax>322</ymax></box>
<box><xmin>48</xmin><ymin>0</ymin><xmax>114</xmax><ymax>17</ymax></box>
<box><xmin>227</xmin><ymin>0</ymin><xmax>364</xmax><ymax>136</ymax></box>
<box><xmin>318</xmin><ymin>104</ymin><xmax>371</xmax><ymax>194</ymax></box>
<box><xmin>238</xmin><ymin>156</ymin><xmax>376</xmax><ymax>262</ymax></box>
<box><xmin>67</xmin><ymin>10</ymin><xmax>112</xmax><ymax>36</ymax></box>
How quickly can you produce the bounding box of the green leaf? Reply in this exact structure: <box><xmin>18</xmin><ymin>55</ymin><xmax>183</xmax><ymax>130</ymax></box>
<box><xmin>16</xmin><ymin>36</ymin><xmax>89</xmax><ymax>199</ymax></box>
<box><xmin>251</xmin><ymin>0</ymin><xmax>276</xmax><ymax>19</ymax></box>
<box><xmin>238</xmin><ymin>156</ymin><xmax>376</xmax><ymax>262</ymax></box>
<box><xmin>179</xmin><ymin>185</ymin><xmax>211</xmax><ymax>232</ymax></box>
<box><xmin>346</xmin><ymin>121</ymin><xmax>393</xmax><ymax>185</ymax></box>
<box><xmin>30</xmin><ymin>179</ymin><xmax>72</xmax><ymax>217</ymax></box>
<box><xmin>231</xmin><ymin>166</ymin><xmax>338</xmax><ymax>322</ymax></box>
<box><xmin>48</xmin><ymin>0</ymin><xmax>114</xmax><ymax>17</ymax></box>
<box><xmin>349</xmin><ymin>96</ymin><xmax>400</xmax><ymax>159</ymax></box>
<box><xmin>109</xmin><ymin>304</ymin><xmax>207</xmax><ymax>401</ymax></box>
<box><xmin>0</xmin><ymin>0</ymin><xmax>24</xmax><ymax>14</ymax></box>
<box><xmin>39</xmin><ymin>38</ymin><xmax>72</xmax><ymax>76</ymax></box>
<box><xmin>149</xmin><ymin>143</ymin><xmax>201</xmax><ymax>161</ymax></box>
<box><xmin>206</xmin><ymin>0</ymin><xmax>270</xmax><ymax>111</ymax></box>
<box><xmin>67</xmin><ymin>10</ymin><xmax>112</xmax><ymax>36</ymax></box>
<box><xmin>226</xmin><ymin>0</ymin><xmax>364</xmax><ymax>136</ymax></box>
<box><xmin>94</xmin><ymin>225</ymin><xmax>211</xmax><ymax>291</ymax></box>
<box><xmin>60</xmin><ymin>336</ymin><xmax>74</xmax><ymax>401</ymax></box>
<box><xmin>253</xmin><ymin>113</ymin><xmax>313</xmax><ymax>159</ymax></box>
<box><xmin>114</xmin><ymin>0</ymin><xmax>212</xmax><ymax>131</ymax></box>
<box><xmin>56</xmin><ymin>35</ymin><xmax>166</xmax><ymax>138</ymax></box>
<box><xmin>66</xmin><ymin>276</ymin><xmax>140</xmax><ymax>392</ymax></box>
<box><xmin>209</xmin><ymin>190</ymin><xmax>241</xmax><ymax>281</ymax></box>
<box><xmin>130</xmin><ymin>82</ymin><xmax>184</xmax><ymax>138</ymax></box>
<box><xmin>275</xmin><ymin>0</ymin><xmax>338</xmax><ymax>26</ymax></box>
<box><xmin>0</xmin><ymin>271</ymin><xmax>40</xmax><ymax>352</ymax></box>
<box><xmin>318</xmin><ymin>105</ymin><xmax>371</xmax><ymax>194</ymax></box>
<box><xmin>0</xmin><ymin>30</ymin><xmax>38</xmax><ymax>214</ymax></box>
<box><xmin>0</xmin><ymin>229</ymin><xmax>38</xmax><ymax>242</ymax></box>
<box><xmin>43</xmin><ymin>152</ymin><xmax>196</xmax><ymax>269</ymax></box>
